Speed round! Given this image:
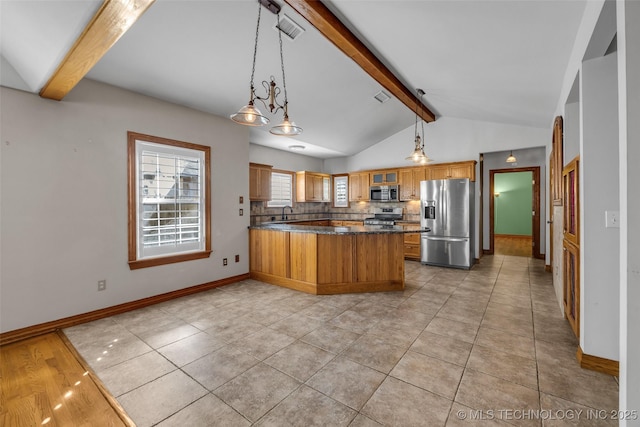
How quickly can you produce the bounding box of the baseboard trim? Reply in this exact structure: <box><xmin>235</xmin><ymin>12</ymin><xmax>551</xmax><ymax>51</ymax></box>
<box><xmin>0</xmin><ymin>273</ymin><xmax>250</xmax><ymax>346</ymax></box>
<box><xmin>545</xmin><ymin>264</ymin><xmax>552</xmax><ymax>272</ymax></box>
<box><xmin>483</xmin><ymin>249</ymin><xmax>494</xmax><ymax>255</ymax></box>
<box><xmin>576</xmin><ymin>346</ymin><xmax>619</xmax><ymax>377</ymax></box>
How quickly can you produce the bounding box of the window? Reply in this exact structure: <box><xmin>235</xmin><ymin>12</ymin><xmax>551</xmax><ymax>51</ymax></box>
<box><xmin>267</xmin><ymin>171</ymin><xmax>293</xmax><ymax>207</ymax></box>
<box><xmin>127</xmin><ymin>132</ymin><xmax>211</xmax><ymax>269</ymax></box>
<box><xmin>333</xmin><ymin>174</ymin><xmax>348</xmax><ymax>207</ymax></box>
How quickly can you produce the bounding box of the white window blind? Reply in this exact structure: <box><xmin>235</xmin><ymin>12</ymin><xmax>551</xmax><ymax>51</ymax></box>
<box><xmin>268</xmin><ymin>172</ymin><xmax>293</xmax><ymax>207</ymax></box>
<box><xmin>334</xmin><ymin>175</ymin><xmax>348</xmax><ymax>207</ymax></box>
<box><xmin>137</xmin><ymin>141</ymin><xmax>205</xmax><ymax>259</ymax></box>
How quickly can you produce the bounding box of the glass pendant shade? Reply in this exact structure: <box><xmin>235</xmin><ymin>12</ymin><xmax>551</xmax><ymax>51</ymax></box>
<box><xmin>406</xmin><ymin>134</ymin><xmax>430</xmax><ymax>163</ymax></box>
<box><xmin>270</xmin><ymin>115</ymin><xmax>302</xmax><ymax>136</ymax></box>
<box><xmin>506</xmin><ymin>151</ymin><xmax>517</xmax><ymax>163</ymax></box>
<box><xmin>230</xmin><ymin>102</ymin><xmax>269</xmax><ymax>126</ymax></box>
<box><xmin>418</xmin><ymin>149</ymin><xmax>432</xmax><ymax>164</ymax></box>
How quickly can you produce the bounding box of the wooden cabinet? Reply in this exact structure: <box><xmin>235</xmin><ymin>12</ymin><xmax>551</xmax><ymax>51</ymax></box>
<box><xmin>296</xmin><ymin>171</ymin><xmax>330</xmax><ymax>202</ymax></box>
<box><xmin>399</xmin><ymin>167</ymin><xmax>426</xmax><ymax>201</ymax></box>
<box><xmin>249</xmin><ymin>163</ymin><xmax>272</xmax><ymax>201</ymax></box>
<box><xmin>403</xmin><ymin>231</ymin><xmax>421</xmax><ymax>260</ymax></box>
<box><xmin>349</xmin><ymin>172</ymin><xmax>370</xmax><ymax>201</ymax></box>
<box><xmin>370</xmin><ymin>169</ymin><xmax>399</xmax><ymax>185</ymax></box>
<box><xmin>250</xmin><ymin>228</ymin><xmax>405</xmax><ymax>294</ymax></box>
<box><xmin>342</xmin><ymin>220</ymin><xmax>363</xmax><ymax>226</ymax></box>
<box><xmin>426</xmin><ymin>161</ymin><xmax>476</xmax><ymax>181</ymax></box>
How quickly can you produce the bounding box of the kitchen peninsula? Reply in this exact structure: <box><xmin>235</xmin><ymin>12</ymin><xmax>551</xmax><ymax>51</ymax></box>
<box><xmin>249</xmin><ymin>222</ymin><xmax>424</xmax><ymax>295</ymax></box>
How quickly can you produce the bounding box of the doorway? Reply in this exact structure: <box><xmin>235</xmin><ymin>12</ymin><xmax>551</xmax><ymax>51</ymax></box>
<box><xmin>489</xmin><ymin>167</ymin><xmax>541</xmax><ymax>258</ymax></box>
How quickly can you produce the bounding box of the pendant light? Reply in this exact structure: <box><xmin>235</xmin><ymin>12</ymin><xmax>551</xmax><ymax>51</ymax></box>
<box><xmin>231</xmin><ymin>0</ymin><xmax>302</xmax><ymax>136</ymax></box>
<box><xmin>506</xmin><ymin>151</ymin><xmax>517</xmax><ymax>163</ymax></box>
<box><xmin>406</xmin><ymin>89</ymin><xmax>432</xmax><ymax>164</ymax></box>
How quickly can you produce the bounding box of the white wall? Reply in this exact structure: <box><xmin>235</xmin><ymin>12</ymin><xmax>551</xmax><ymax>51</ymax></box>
<box><xmin>249</xmin><ymin>143</ymin><xmax>324</xmax><ymax>172</ymax></box>
<box><xmin>0</xmin><ymin>79</ymin><xmax>250</xmax><ymax>333</ymax></box>
<box><xmin>618</xmin><ymin>0</ymin><xmax>640</xmax><ymax>422</ymax></box>
<box><xmin>564</xmin><ymin>101</ymin><xmax>581</xmax><ymax>163</ymax></box>
<box><xmin>581</xmin><ymin>52</ymin><xmax>620</xmax><ymax>361</ymax></box>
<box><xmin>325</xmin><ymin>116</ymin><xmax>548</xmax><ymax>174</ymax></box>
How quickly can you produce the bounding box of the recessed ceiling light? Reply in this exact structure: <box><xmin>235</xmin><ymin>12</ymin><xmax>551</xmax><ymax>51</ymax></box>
<box><xmin>373</xmin><ymin>90</ymin><xmax>391</xmax><ymax>103</ymax></box>
<box><xmin>289</xmin><ymin>145</ymin><xmax>305</xmax><ymax>151</ymax></box>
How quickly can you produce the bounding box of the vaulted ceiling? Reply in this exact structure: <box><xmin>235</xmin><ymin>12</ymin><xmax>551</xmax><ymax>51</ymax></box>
<box><xmin>0</xmin><ymin>0</ymin><xmax>587</xmax><ymax>158</ymax></box>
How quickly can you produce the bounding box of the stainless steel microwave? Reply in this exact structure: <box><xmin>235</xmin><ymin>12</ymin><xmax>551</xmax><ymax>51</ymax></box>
<box><xmin>370</xmin><ymin>185</ymin><xmax>399</xmax><ymax>202</ymax></box>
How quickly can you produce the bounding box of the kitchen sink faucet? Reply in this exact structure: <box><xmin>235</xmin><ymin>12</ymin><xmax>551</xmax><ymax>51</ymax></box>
<box><xmin>282</xmin><ymin>205</ymin><xmax>293</xmax><ymax>220</ymax></box>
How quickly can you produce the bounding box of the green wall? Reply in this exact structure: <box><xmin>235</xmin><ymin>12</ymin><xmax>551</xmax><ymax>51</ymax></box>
<box><xmin>494</xmin><ymin>171</ymin><xmax>532</xmax><ymax>235</ymax></box>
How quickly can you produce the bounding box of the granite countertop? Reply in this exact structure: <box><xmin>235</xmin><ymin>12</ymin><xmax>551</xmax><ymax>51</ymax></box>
<box><xmin>250</xmin><ymin>223</ymin><xmax>429</xmax><ymax>235</ymax></box>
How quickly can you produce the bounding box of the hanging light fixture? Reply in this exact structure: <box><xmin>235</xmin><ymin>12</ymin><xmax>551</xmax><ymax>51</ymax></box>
<box><xmin>230</xmin><ymin>0</ymin><xmax>302</xmax><ymax>136</ymax></box>
<box><xmin>506</xmin><ymin>151</ymin><xmax>517</xmax><ymax>163</ymax></box>
<box><xmin>406</xmin><ymin>89</ymin><xmax>432</xmax><ymax>164</ymax></box>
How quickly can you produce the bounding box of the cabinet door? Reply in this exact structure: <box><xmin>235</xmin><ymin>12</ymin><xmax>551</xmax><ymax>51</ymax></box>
<box><xmin>322</xmin><ymin>176</ymin><xmax>331</xmax><ymax>202</ymax></box>
<box><xmin>449</xmin><ymin>163</ymin><xmax>473</xmax><ymax>180</ymax></box>
<box><xmin>371</xmin><ymin>172</ymin><xmax>385</xmax><ymax>184</ymax></box>
<box><xmin>311</xmin><ymin>174</ymin><xmax>324</xmax><ymax>201</ymax></box>
<box><xmin>428</xmin><ymin>165</ymin><xmax>450</xmax><ymax>180</ymax></box>
<box><xmin>349</xmin><ymin>173</ymin><xmax>369</xmax><ymax>201</ymax></box>
<box><xmin>249</xmin><ymin>164</ymin><xmax>272</xmax><ymax>201</ymax></box>
<box><xmin>405</xmin><ymin>168</ymin><xmax>425</xmax><ymax>200</ymax></box>
<box><xmin>384</xmin><ymin>171</ymin><xmax>398</xmax><ymax>184</ymax></box>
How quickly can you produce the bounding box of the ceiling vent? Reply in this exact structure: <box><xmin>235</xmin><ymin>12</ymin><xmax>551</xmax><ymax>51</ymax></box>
<box><xmin>275</xmin><ymin>14</ymin><xmax>305</xmax><ymax>41</ymax></box>
<box><xmin>373</xmin><ymin>90</ymin><xmax>391</xmax><ymax>104</ymax></box>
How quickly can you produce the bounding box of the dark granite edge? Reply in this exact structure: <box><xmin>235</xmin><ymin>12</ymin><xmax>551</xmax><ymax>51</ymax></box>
<box><xmin>249</xmin><ymin>223</ymin><xmax>428</xmax><ymax>235</ymax></box>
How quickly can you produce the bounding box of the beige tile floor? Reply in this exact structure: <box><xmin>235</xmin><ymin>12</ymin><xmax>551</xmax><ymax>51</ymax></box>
<box><xmin>64</xmin><ymin>256</ymin><xmax>619</xmax><ymax>426</ymax></box>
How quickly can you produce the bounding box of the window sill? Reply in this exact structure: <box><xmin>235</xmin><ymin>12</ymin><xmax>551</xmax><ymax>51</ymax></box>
<box><xmin>128</xmin><ymin>250</ymin><xmax>212</xmax><ymax>270</ymax></box>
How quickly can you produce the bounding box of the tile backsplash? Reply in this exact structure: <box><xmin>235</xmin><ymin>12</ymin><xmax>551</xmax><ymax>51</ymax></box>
<box><xmin>250</xmin><ymin>200</ymin><xmax>421</xmax><ymax>225</ymax></box>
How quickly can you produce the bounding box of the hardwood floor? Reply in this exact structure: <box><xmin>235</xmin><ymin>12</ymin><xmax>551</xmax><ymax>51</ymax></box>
<box><xmin>0</xmin><ymin>332</ymin><xmax>133</xmax><ymax>427</ymax></box>
<box><xmin>494</xmin><ymin>234</ymin><xmax>532</xmax><ymax>257</ymax></box>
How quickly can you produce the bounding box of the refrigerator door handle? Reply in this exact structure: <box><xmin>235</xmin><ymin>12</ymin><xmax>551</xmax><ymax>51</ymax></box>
<box><xmin>422</xmin><ymin>236</ymin><xmax>468</xmax><ymax>242</ymax></box>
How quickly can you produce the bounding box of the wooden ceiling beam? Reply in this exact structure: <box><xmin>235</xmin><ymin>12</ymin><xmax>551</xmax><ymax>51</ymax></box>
<box><xmin>283</xmin><ymin>0</ymin><xmax>436</xmax><ymax>122</ymax></box>
<box><xmin>40</xmin><ymin>0</ymin><xmax>155</xmax><ymax>101</ymax></box>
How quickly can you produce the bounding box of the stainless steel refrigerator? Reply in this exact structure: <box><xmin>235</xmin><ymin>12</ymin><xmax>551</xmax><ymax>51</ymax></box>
<box><xmin>420</xmin><ymin>179</ymin><xmax>475</xmax><ymax>269</ymax></box>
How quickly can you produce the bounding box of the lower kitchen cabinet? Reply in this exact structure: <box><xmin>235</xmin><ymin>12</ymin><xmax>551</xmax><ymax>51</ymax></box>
<box><xmin>403</xmin><ymin>231</ymin><xmax>421</xmax><ymax>260</ymax></box>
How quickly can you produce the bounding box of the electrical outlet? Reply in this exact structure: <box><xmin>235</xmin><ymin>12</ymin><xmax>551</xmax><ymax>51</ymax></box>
<box><xmin>239</xmin><ymin>208</ymin><xmax>244</xmax><ymax>216</ymax></box>
<box><xmin>239</xmin><ymin>196</ymin><xmax>244</xmax><ymax>204</ymax></box>
<box><xmin>223</xmin><ymin>258</ymin><xmax>228</xmax><ymax>266</ymax></box>
<box><xmin>98</xmin><ymin>280</ymin><xmax>106</xmax><ymax>291</ymax></box>
<box><xmin>235</xmin><ymin>254</ymin><xmax>240</xmax><ymax>262</ymax></box>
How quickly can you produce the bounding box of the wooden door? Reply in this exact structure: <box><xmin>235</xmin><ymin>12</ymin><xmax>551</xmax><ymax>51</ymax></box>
<box><xmin>562</xmin><ymin>156</ymin><xmax>580</xmax><ymax>338</ymax></box>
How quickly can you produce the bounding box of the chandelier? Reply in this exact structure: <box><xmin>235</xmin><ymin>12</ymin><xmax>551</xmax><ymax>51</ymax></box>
<box><xmin>230</xmin><ymin>0</ymin><xmax>302</xmax><ymax>136</ymax></box>
<box><xmin>406</xmin><ymin>89</ymin><xmax>432</xmax><ymax>164</ymax></box>
<box><xmin>506</xmin><ymin>151</ymin><xmax>517</xmax><ymax>163</ymax></box>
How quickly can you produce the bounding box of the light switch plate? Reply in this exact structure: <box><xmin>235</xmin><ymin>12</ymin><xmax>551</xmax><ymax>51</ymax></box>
<box><xmin>605</xmin><ymin>210</ymin><xmax>620</xmax><ymax>228</ymax></box>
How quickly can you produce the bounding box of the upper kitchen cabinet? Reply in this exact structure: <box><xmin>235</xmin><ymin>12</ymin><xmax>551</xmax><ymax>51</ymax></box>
<box><xmin>296</xmin><ymin>171</ymin><xmax>330</xmax><ymax>202</ymax></box>
<box><xmin>427</xmin><ymin>160</ymin><xmax>476</xmax><ymax>181</ymax></box>
<box><xmin>370</xmin><ymin>169</ymin><xmax>399</xmax><ymax>185</ymax></box>
<box><xmin>349</xmin><ymin>172</ymin><xmax>370</xmax><ymax>201</ymax></box>
<box><xmin>249</xmin><ymin>163</ymin><xmax>272</xmax><ymax>201</ymax></box>
<box><xmin>399</xmin><ymin>167</ymin><xmax>426</xmax><ymax>201</ymax></box>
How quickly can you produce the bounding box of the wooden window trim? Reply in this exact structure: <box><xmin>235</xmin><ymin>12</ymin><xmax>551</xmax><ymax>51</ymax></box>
<box><xmin>127</xmin><ymin>131</ymin><xmax>211</xmax><ymax>270</ymax></box>
<box><xmin>552</xmin><ymin>116</ymin><xmax>564</xmax><ymax>205</ymax></box>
